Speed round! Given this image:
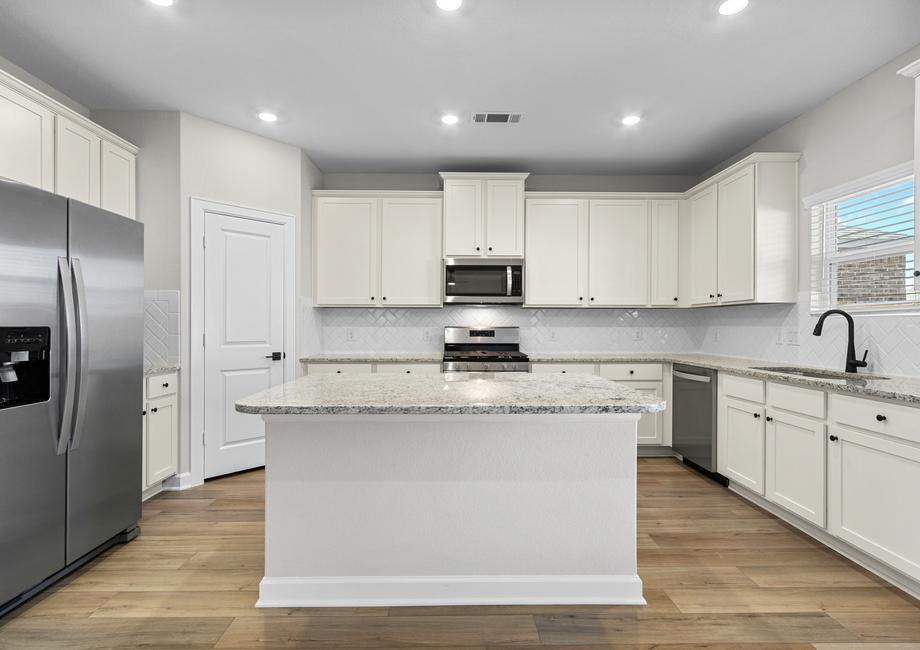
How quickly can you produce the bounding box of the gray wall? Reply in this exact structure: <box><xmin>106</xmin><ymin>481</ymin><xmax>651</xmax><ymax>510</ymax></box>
<box><xmin>92</xmin><ymin>111</ymin><xmax>181</xmax><ymax>290</ymax></box>
<box><xmin>0</xmin><ymin>53</ymin><xmax>89</xmax><ymax>117</ymax></box>
<box><xmin>323</xmin><ymin>172</ymin><xmax>696</xmax><ymax>193</ymax></box>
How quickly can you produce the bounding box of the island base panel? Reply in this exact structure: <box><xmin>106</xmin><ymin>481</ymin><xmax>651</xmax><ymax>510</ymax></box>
<box><xmin>259</xmin><ymin>415</ymin><xmax>643</xmax><ymax>607</ymax></box>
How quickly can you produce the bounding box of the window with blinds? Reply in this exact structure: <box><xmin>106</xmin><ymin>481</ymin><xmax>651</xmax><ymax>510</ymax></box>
<box><xmin>810</xmin><ymin>172</ymin><xmax>916</xmax><ymax>313</ymax></box>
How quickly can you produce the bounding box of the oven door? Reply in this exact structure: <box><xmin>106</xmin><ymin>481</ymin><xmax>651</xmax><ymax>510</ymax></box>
<box><xmin>444</xmin><ymin>259</ymin><xmax>523</xmax><ymax>304</ymax></box>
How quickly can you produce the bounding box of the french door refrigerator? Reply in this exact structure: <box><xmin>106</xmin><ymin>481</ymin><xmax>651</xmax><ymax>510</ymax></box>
<box><xmin>0</xmin><ymin>179</ymin><xmax>143</xmax><ymax>613</ymax></box>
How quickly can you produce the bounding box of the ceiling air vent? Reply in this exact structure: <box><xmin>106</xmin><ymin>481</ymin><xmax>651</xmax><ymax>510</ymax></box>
<box><xmin>472</xmin><ymin>112</ymin><xmax>523</xmax><ymax>124</ymax></box>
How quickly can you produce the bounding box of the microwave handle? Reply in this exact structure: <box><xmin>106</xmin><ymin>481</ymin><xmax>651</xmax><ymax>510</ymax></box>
<box><xmin>507</xmin><ymin>266</ymin><xmax>512</xmax><ymax>296</ymax></box>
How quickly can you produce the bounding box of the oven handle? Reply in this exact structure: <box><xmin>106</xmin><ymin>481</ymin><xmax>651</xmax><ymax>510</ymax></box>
<box><xmin>506</xmin><ymin>266</ymin><xmax>512</xmax><ymax>296</ymax></box>
<box><xmin>673</xmin><ymin>370</ymin><xmax>711</xmax><ymax>383</ymax></box>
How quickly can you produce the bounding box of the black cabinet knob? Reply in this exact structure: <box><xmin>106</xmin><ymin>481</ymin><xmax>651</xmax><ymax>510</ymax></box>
<box><xmin>382</xmin><ymin>297</ymin><xmax>387</xmax><ymax>301</ymax></box>
<box><xmin>673</xmin><ymin>297</ymin><xmax>678</xmax><ymax>301</ymax></box>
<box><xmin>475</xmin><ymin>247</ymin><xmax>481</xmax><ymax>251</ymax></box>
<box><xmin>371</xmin><ymin>296</ymin><xmax>375</xmax><ymax>300</ymax></box>
<box><xmin>141</xmin><ymin>410</ymin><xmax>147</xmax><ymax>416</ymax></box>
<box><xmin>405</xmin><ymin>370</ymin><xmax>411</xmax><ymax>374</ymax></box>
<box><xmin>717</xmin><ymin>293</ymin><xmax>723</xmax><ymax>298</ymax></box>
<box><xmin>579</xmin><ymin>297</ymin><xmax>583</xmax><ymax>301</ymax></box>
<box><xmin>710</xmin><ymin>294</ymin><xmax>715</xmax><ymax>299</ymax></box>
<box><xmin>829</xmin><ymin>435</ymin><xmax>839</xmax><ymax>442</ymax></box>
<box><xmin>629</xmin><ymin>370</ymin><xmax>635</xmax><ymax>375</ymax></box>
<box><xmin>753</xmin><ymin>412</ymin><xmax>761</xmax><ymax>419</ymax></box>
<box><xmin>336</xmin><ymin>370</ymin><xmax>342</xmax><ymax>374</ymax></box>
<box><xmin>766</xmin><ymin>416</ymin><xmax>773</xmax><ymax>422</ymax></box>
<box><xmin>876</xmin><ymin>414</ymin><xmax>887</xmax><ymax>422</ymax></box>
<box><xmin>151</xmin><ymin>407</ymin><xmax>159</xmax><ymax>413</ymax></box>
<box><xmin>162</xmin><ymin>382</ymin><xmax>169</xmax><ymax>388</ymax></box>
<box><xmin>488</xmin><ymin>247</ymin><xmax>493</xmax><ymax>251</ymax></box>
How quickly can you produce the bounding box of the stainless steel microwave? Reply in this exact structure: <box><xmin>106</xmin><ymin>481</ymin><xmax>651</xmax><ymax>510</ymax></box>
<box><xmin>444</xmin><ymin>258</ymin><xmax>524</xmax><ymax>304</ymax></box>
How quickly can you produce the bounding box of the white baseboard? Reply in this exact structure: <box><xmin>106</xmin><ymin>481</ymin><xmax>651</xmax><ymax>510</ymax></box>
<box><xmin>162</xmin><ymin>472</ymin><xmax>203</xmax><ymax>491</ymax></box>
<box><xmin>257</xmin><ymin>574</ymin><xmax>645</xmax><ymax>608</ymax></box>
<box><xmin>729</xmin><ymin>483</ymin><xmax>920</xmax><ymax>601</ymax></box>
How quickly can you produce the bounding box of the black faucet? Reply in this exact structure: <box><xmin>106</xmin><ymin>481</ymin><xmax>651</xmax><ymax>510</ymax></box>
<box><xmin>812</xmin><ymin>309</ymin><xmax>868</xmax><ymax>373</ymax></box>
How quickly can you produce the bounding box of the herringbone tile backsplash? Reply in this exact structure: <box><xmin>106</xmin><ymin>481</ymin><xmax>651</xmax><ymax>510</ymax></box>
<box><xmin>144</xmin><ymin>290</ymin><xmax>180</xmax><ymax>367</ymax></box>
<box><xmin>312</xmin><ymin>292</ymin><xmax>920</xmax><ymax>377</ymax></box>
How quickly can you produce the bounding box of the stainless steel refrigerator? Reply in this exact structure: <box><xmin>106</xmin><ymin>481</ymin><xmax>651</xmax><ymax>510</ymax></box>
<box><xmin>0</xmin><ymin>179</ymin><xmax>144</xmax><ymax>613</ymax></box>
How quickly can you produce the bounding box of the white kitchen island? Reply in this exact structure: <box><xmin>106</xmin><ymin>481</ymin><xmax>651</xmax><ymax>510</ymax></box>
<box><xmin>235</xmin><ymin>372</ymin><xmax>665</xmax><ymax>608</ymax></box>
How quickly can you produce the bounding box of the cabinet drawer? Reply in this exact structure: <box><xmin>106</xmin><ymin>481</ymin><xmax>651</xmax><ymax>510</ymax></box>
<box><xmin>375</xmin><ymin>363</ymin><xmax>442</xmax><ymax>375</ymax></box>
<box><xmin>830</xmin><ymin>394</ymin><xmax>920</xmax><ymax>445</ymax></box>
<box><xmin>598</xmin><ymin>363</ymin><xmax>663</xmax><ymax>381</ymax></box>
<box><xmin>531</xmin><ymin>363</ymin><xmax>596</xmax><ymax>375</ymax></box>
<box><xmin>146</xmin><ymin>372</ymin><xmax>177</xmax><ymax>399</ymax></box>
<box><xmin>722</xmin><ymin>374</ymin><xmax>764</xmax><ymax>403</ymax></box>
<box><xmin>307</xmin><ymin>363</ymin><xmax>373</xmax><ymax>375</ymax></box>
<box><xmin>767</xmin><ymin>382</ymin><xmax>825</xmax><ymax>419</ymax></box>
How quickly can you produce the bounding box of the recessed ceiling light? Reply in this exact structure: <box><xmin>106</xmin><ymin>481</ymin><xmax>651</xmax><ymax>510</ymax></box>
<box><xmin>258</xmin><ymin>112</ymin><xmax>278</xmax><ymax>123</ymax></box>
<box><xmin>441</xmin><ymin>114</ymin><xmax>460</xmax><ymax>125</ymax></box>
<box><xmin>621</xmin><ymin>115</ymin><xmax>641</xmax><ymax>126</ymax></box>
<box><xmin>148</xmin><ymin>0</ymin><xmax>175</xmax><ymax>6</ymax></box>
<box><xmin>436</xmin><ymin>0</ymin><xmax>462</xmax><ymax>12</ymax></box>
<box><xmin>718</xmin><ymin>0</ymin><xmax>749</xmax><ymax>16</ymax></box>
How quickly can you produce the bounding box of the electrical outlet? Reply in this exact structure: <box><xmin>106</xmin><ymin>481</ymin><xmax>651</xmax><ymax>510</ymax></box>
<box><xmin>783</xmin><ymin>328</ymin><xmax>800</xmax><ymax>346</ymax></box>
<box><xmin>776</xmin><ymin>328</ymin><xmax>784</xmax><ymax>346</ymax></box>
<box><xmin>548</xmin><ymin>330</ymin><xmax>558</xmax><ymax>342</ymax></box>
<box><xmin>423</xmin><ymin>330</ymin><xmax>433</xmax><ymax>343</ymax></box>
<box><xmin>345</xmin><ymin>328</ymin><xmax>355</xmax><ymax>342</ymax></box>
<box><xmin>712</xmin><ymin>327</ymin><xmax>720</xmax><ymax>343</ymax></box>
<box><xmin>633</xmin><ymin>328</ymin><xmax>643</xmax><ymax>341</ymax></box>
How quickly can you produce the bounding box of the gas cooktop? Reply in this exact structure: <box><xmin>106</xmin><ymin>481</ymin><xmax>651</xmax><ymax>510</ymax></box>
<box><xmin>441</xmin><ymin>327</ymin><xmax>531</xmax><ymax>373</ymax></box>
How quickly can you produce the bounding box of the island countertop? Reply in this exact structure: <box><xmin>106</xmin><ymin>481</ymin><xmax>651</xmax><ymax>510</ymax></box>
<box><xmin>236</xmin><ymin>372</ymin><xmax>667</xmax><ymax>416</ymax></box>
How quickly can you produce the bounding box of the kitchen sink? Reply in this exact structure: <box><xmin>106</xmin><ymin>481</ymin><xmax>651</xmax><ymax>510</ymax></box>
<box><xmin>751</xmin><ymin>366</ymin><xmax>890</xmax><ymax>381</ymax></box>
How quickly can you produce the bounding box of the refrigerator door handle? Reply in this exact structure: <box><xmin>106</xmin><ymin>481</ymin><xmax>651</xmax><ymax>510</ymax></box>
<box><xmin>57</xmin><ymin>257</ymin><xmax>77</xmax><ymax>456</ymax></box>
<box><xmin>70</xmin><ymin>257</ymin><xmax>90</xmax><ymax>451</ymax></box>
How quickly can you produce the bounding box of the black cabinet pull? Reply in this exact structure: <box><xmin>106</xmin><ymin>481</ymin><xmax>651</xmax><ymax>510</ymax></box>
<box><xmin>336</xmin><ymin>370</ymin><xmax>342</xmax><ymax>374</ymax></box>
<box><xmin>829</xmin><ymin>435</ymin><xmax>839</xmax><ymax>442</ymax></box>
<box><xmin>405</xmin><ymin>370</ymin><xmax>411</xmax><ymax>374</ymax></box>
<box><xmin>876</xmin><ymin>414</ymin><xmax>887</xmax><ymax>422</ymax></box>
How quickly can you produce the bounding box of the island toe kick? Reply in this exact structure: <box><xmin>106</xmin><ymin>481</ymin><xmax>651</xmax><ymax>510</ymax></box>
<box><xmin>257</xmin><ymin>413</ymin><xmax>644</xmax><ymax>608</ymax></box>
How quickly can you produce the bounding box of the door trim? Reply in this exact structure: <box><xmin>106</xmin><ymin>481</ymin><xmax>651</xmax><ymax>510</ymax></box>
<box><xmin>189</xmin><ymin>198</ymin><xmax>295</xmax><ymax>487</ymax></box>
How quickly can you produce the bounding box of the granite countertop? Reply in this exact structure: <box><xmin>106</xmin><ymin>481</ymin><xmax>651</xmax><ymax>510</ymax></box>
<box><xmin>301</xmin><ymin>353</ymin><xmax>444</xmax><ymax>364</ymax></box>
<box><xmin>144</xmin><ymin>363</ymin><xmax>180</xmax><ymax>377</ymax></box>
<box><xmin>235</xmin><ymin>372</ymin><xmax>667</xmax><ymax>416</ymax></box>
<box><xmin>298</xmin><ymin>351</ymin><xmax>920</xmax><ymax>404</ymax></box>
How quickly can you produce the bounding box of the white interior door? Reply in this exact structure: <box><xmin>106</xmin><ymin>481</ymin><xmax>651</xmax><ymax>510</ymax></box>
<box><xmin>204</xmin><ymin>210</ymin><xmax>285</xmax><ymax>478</ymax></box>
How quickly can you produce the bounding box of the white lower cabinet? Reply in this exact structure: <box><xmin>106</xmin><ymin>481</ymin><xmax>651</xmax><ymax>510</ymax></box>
<box><xmin>142</xmin><ymin>373</ymin><xmax>178</xmax><ymax>495</ymax></box>
<box><xmin>306</xmin><ymin>363</ymin><xmax>374</xmax><ymax>375</ymax></box>
<box><xmin>625</xmin><ymin>381</ymin><xmax>663</xmax><ymax>444</ymax></box>
<box><xmin>531</xmin><ymin>363</ymin><xmax>596</xmax><ymax>375</ymax></box>
<box><xmin>374</xmin><ymin>363</ymin><xmax>441</xmax><ymax>375</ymax></box>
<box><xmin>765</xmin><ymin>409</ymin><xmax>826</xmax><ymax>526</ymax></box>
<box><xmin>721</xmin><ymin>396</ymin><xmax>765</xmax><ymax>494</ymax></box>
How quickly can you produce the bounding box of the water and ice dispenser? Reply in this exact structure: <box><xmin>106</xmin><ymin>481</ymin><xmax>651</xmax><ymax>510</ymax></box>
<box><xmin>0</xmin><ymin>327</ymin><xmax>50</xmax><ymax>410</ymax></box>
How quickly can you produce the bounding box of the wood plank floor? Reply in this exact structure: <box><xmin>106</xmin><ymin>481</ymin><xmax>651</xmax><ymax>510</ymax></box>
<box><xmin>2</xmin><ymin>458</ymin><xmax>918</xmax><ymax>649</ymax></box>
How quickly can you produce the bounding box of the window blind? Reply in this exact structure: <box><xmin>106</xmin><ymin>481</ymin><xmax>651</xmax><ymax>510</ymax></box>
<box><xmin>810</xmin><ymin>173</ymin><xmax>916</xmax><ymax>313</ymax></box>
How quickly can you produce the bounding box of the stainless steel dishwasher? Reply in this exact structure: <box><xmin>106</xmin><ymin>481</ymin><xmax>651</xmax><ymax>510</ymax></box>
<box><xmin>672</xmin><ymin>364</ymin><xmax>719</xmax><ymax>474</ymax></box>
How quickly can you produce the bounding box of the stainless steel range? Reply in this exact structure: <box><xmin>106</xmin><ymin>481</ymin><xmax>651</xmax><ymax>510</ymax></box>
<box><xmin>442</xmin><ymin>327</ymin><xmax>531</xmax><ymax>373</ymax></box>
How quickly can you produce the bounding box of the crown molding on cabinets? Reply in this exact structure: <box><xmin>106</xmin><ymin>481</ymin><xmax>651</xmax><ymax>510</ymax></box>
<box><xmin>524</xmin><ymin>191</ymin><xmax>684</xmax><ymax>200</ymax></box>
<box><xmin>439</xmin><ymin>172</ymin><xmax>530</xmax><ymax>181</ymax></box>
<box><xmin>684</xmin><ymin>152</ymin><xmax>801</xmax><ymax>197</ymax></box>
<box><xmin>312</xmin><ymin>190</ymin><xmax>443</xmax><ymax>199</ymax></box>
<box><xmin>897</xmin><ymin>58</ymin><xmax>920</xmax><ymax>79</ymax></box>
<box><xmin>0</xmin><ymin>68</ymin><xmax>138</xmax><ymax>154</ymax></box>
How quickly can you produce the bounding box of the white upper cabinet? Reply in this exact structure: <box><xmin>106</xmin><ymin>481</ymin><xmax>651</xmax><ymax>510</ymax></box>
<box><xmin>717</xmin><ymin>166</ymin><xmax>755</xmax><ymax>303</ymax></box>
<box><xmin>380</xmin><ymin>197</ymin><xmax>443</xmax><ymax>306</ymax></box>
<box><xmin>686</xmin><ymin>155</ymin><xmax>799</xmax><ymax>307</ymax></box>
<box><xmin>650</xmin><ymin>200</ymin><xmax>680</xmax><ymax>306</ymax></box>
<box><xmin>441</xmin><ymin>173</ymin><xmax>527</xmax><ymax>258</ymax></box>
<box><xmin>100</xmin><ymin>140</ymin><xmax>137</xmax><ymax>219</ymax></box>
<box><xmin>525</xmin><ymin>198</ymin><xmax>586</xmax><ymax>306</ymax></box>
<box><xmin>587</xmin><ymin>199</ymin><xmax>649</xmax><ymax>307</ymax></box>
<box><xmin>484</xmin><ymin>179</ymin><xmax>525</xmax><ymax>256</ymax></box>
<box><xmin>443</xmin><ymin>178</ymin><xmax>482</xmax><ymax>256</ymax></box>
<box><xmin>0</xmin><ymin>81</ymin><xmax>54</xmax><ymax>191</ymax></box>
<box><xmin>55</xmin><ymin>115</ymin><xmax>101</xmax><ymax>206</ymax></box>
<box><xmin>314</xmin><ymin>197</ymin><xmax>379</xmax><ymax>306</ymax></box>
<box><xmin>689</xmin><ymin>185</ymin><xmax>719</xmax><ymax>306</ymax></box>
<box><xmin>0</xmin><ymin>69</ymin><xmax>138</xmax><ymax>215</ymax></box>
<box><xmin>313</xmin><ymin>194</ymin><xmax>443</xmax><ymax>307</ymax></box>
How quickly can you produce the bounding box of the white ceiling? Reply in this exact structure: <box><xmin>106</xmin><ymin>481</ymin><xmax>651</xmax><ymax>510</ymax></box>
<box><xmin>1</xmin><ymin>0</ymin><xmax>918</xmax><ymax>175</ymax></box>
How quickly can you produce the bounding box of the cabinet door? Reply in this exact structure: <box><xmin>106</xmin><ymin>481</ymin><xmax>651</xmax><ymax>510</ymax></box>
<box><xmin>380</xmin><ymin>198</ymin><xmax>442</xmax><ymax>306</ymax></box>
<box><xmin>765</xmin><ymin>410</ymin><xmax>826</xmax><ymax>527</ymax></box>
<box><xmin>100</xmin><ymin>140</ymin><xmax>136</xmax><ymax>218</ymax></box>
<box><xmin>314</xmin><ymin>197</ymin><xmax>378</xmax><ymax>306</ymax></box>
<box><xmin>650</xmin><ymin>200</ymin><xmax>680</xmax><ymax>306</ymax></box>
<box><xmin>145</xmin><ymin>395</ymin><xmax>178</xmax><ymax>487</ymax></box>
<box><xmin>306</xmin><ymin>363</ymin><xmax>373</xmax><ymax>375</ymax></box>
<box><xmin>484</xmin><ymin>179</ymin><xmax>524</xmax><ymax>257</ymax></box>
<box><xmin>587</xmin><ymin>200</ymin><xmax>649</xmax><ymax>306</ymax></box>
<box><xmin>721</xmin><ymin>396</ymin><xmax>765</xmax><ymax>494</ymax></box>
<box><xmin>622</xmin><ymin>381</ymin><xmax>663</xmax><ymax>445</ymax></box>
<box><xmin>443</xmin><ymin>179</ymin><xmax>482</xmax><ymax>256</ymax></box>
<box><xmin>717</xmin><ymin>165</ymin><xmax>755</xmax><ymax>303</ymax></box>
<box><xmin>0</xmin><ymin>83</ymin><xmax>54</xmax><ymax>190</ymax></box>
<box><xmin>55</xmin><ymin>116</ymin><xmax>101</xmax><ymax>206</ymax></box>
<box><xmin>689</xmin><ymin>186</ymin><xmax>718</xmax><ymax>305</ymax></box>
<box><xmin>828</xmin><ymin>426</ymin><xmax>920</xmax><ymax>582</ymax></box>
<box><xmin>524</xmin><ymin>199</ymin><xmax>586</xmax><ymax>306</ymax></box>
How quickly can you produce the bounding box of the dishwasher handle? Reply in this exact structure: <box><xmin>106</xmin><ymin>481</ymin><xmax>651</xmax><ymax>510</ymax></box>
<box><xmin>674</xmin><ymin>370</ymin><xmax>712</xmax><ymax>383</ymax></box>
